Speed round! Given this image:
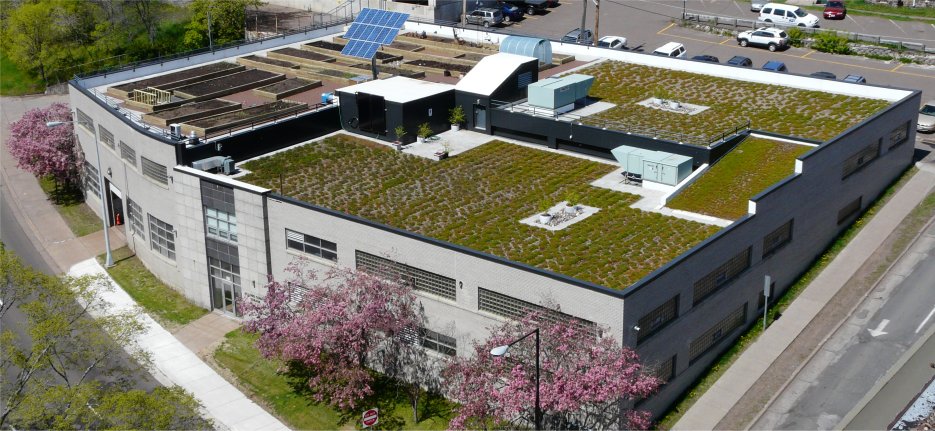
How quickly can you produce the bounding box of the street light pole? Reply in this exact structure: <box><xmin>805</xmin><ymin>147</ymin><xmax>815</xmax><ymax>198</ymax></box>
<box><xmin>490</xmin><ymin>328</ymin><xmax>541</xmax><ymax>430</ymax></box>
<box><xmin>47</xmin><ymin>118</ymin><xmax>114</xmax><ymax>268</ymax></box>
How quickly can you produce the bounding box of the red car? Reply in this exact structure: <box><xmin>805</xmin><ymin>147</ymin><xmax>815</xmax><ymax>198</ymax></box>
<box><xmin>823</xmin><ymin>1</ymin><xmax>846</xmax><ymax>19</ymax></box>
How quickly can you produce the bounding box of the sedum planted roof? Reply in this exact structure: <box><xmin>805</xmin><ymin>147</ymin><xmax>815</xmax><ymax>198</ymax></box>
<box><xmin>240</xmin><ymin>134</ymin><xmax>720</xmax><ymax>290</ymax></box>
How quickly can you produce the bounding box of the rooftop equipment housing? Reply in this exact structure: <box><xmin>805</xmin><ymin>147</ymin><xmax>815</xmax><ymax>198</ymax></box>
<box><xmin>612</xmin><ymin>145</ymin><xmax>693</xmax><ymax>186</ymax></box>
<box><xmin>500</xmin><ymin>36</ymin><xmax>553</xmax><ymax>66</ymax></box>
<box><xmin>527</xmin><ymin>74</ymin><xmax>594</xmax><ymax>113</ymax></box>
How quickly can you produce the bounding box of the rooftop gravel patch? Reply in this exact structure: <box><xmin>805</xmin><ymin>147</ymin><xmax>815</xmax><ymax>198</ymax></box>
<box><xmin>240</xmin><ymin>134</ymin><xmax>720</xmax><ymax>289</ymax></box>
<box><xmin>667</xmin><ymin>137</ymin><xmax>812</xmax><ymax>220</ymax></box>
<box><xmin>581</xmin><ymin>62</ymin><xmax>889</xmax><ymax>145</ymax></box>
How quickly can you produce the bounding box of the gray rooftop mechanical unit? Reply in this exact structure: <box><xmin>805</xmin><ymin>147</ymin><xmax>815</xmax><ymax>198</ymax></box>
<box><xmin>169</xmin><ymin>123</ymin><xmax>182</xmax><ymax>139</ymax></box>
<box><xmin>192</xmin><ymin>156</ymin><xmax>235</xmax><ymax>174</ymax></box>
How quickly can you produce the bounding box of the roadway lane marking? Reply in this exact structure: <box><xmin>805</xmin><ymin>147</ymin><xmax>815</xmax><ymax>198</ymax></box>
<box><xmin>846</xmin><ymin>14</ymin><xmax>861</xmax><ymax>27</ymax></box>
<box><xmin>801</xmin><ymin>50</ymin><xmax>815</xmax><ymax>58</ymax></box>
<box><xmin>733</xmin><ymin>1</ymin><xmax>744</xmax><ymax>14</ymax></box>
<box><xmin>721</xmin><ymin>38</ymin><xmax>733</xmax><ymax>45</ymax></box>
<box><xmin>889</xmin><ymin>19</ymin><xmax>909</xmax><ymax>35</ymax></box>
<box><xmin>892</xmin><ymin>63</ymin><xmax>905</xmax><ymax>71</ymax></box>
<box><xmin>868</xmin><ymin>319</ymin><xmax>890</xmax><ymax>337</ymax></box>
<box><xmin>915</xmin><ymin>306</ymin><xmax>935</xmax><ymax>334</ymax></box>
<box><xmin>658</xmin><ymin>22</ymin><xmax>676</xmax><ymax>35</ymax></box>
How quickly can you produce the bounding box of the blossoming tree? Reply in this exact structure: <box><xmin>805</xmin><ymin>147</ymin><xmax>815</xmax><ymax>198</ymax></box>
<box><xmin>7</xmin><ymin>103</ymin><xmax>81</xmax><ymax>189</ymax></box>
<box><xmin>442</xmin><ymin>310</ymin><xmax>661</xmax><ymax>430</ymax></box>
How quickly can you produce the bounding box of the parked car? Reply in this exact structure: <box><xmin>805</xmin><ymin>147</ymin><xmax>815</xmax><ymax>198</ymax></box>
<box><xmin>751</xmin><ymin>0</ymin><xmax>766</xmax><ymax>11</ymax></box>
<box><xmin>810</xmin><ymin>71</ymin><xmax>837</xmax><ymax>79</ymax></box>
<box><xmin>691</xmin><ymin>54</ymin><xmax>720</xmax><ymax>63</ymax></box>
<box><xmin>499</xmin><ymin>3</ymin><xmax>523</xmax><ymax>22</ymax></box>
<box><xmin>762</xmin><ymin>60</ymin><xmax>788</xmax><ymax>72</ymax></box>
<box><xmin>504</xmin><ymin>0</ymin><xmax>547</xmax><ymax>15</ymax></box>
<box><xmin>737</xmin><ymin>27</ymin><xmax>789</xmax><ymax>51</ymax></box>
<box><xmin>652</xmin><ymin>42</ymin><xmax>687</xmax><ymax>58</ymax></box>
<box><xmin>823</xmin><ymin>0</ymin><xmax>847</xmax><ymax>19</ymax></box>
<box><xmin>918</xmin><ymin>100</ymin><xmax>935</xmax><ymax>132</ymax></box>
<box><xmin>759</xmin><ymin>3</ymin><xmax>820</xmax><ymax>27</ymax></box>
<box><xmin>842</xmin><ymin>74</ymin><xmax>866</xmax><ymax>83</ymax></box>
<box><xmin>465</xmin><ymin>8</ymin><xmax>503</xmax><ymax>27</ymax></box>
<box><xmin>562</xmin><ymin>28</ymin><xmax>593</xmax><ymax>44</ymax></box>
<box><xmin>727</xmin><ymin>55</ymin><xmax>753</xmax><ymax>67</ymax></box>
<box><xmin>597</xmin><ymin>35</ymin><xmax>627</xmax><ymax>50</ymax></box>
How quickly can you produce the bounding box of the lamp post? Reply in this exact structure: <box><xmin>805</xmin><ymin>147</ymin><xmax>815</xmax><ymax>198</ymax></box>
<box><xmin>490</xmin><ymin>328</ymin><xmax>541</xmax><ymax>430</ymax></box>
<box><xmin>47</xmin><ymin>118</ymin><xmax>114</xmax><ymax>268</ymax></box>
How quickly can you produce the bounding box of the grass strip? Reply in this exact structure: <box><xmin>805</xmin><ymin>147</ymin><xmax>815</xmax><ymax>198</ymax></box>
<box><xmin>657</xmin><ymin>165</ymin><xmax>920</xmax><ymax>429</ymax></box>
<box><xmin>38</xmin><ymin>176</ymin><xmax>103</xmax><ymax>237</ymax></box>
<box><xmin>213</xmin><ymin>329</ymin><xmax>454</xmax><ymax>430</ymax></box>
<box><xmin>100</xmin><ymin>246</ymin><xmax>208</xmax><ymax>330</ymax></box>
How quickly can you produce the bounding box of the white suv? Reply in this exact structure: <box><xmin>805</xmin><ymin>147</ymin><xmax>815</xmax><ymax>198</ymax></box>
<box><xmin>737</xmin><ymin>27</ymin><xmax>789</xmax><ymax>52</ymax></box>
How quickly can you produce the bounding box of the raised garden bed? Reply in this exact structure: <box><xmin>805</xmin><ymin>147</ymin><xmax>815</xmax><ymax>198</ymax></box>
<box><xmin>173</xmin><ymin>69</ymin><xmax>284</xmax><ymax>99</ymax></box>
<box><xmin>107</xmin><ymin>62</ymin><xmax>243</xmax><ymax>99</ymax></box>
<box><xmin>238</xmin><ymin>55</ymin><xmax>301</xmax><ymax>69</ymax></box>
<box><xmin>667</xmin><ymin>136</ymin><xmax>812</xmax><ymax>219</ymax></box>
<box><xmin>253</xmin><ymin>77</ymin><xmax>321</xmax><ymax>100</ymax></box>
<box><xmin>403</xmin><ymin>59</ymin><xmax>472</xmax><ymax>75</ymax></box>
<box><xmin>351</xmin><ymin>63</ymin><xmax>425</xmax><ymax>79</ymax></box>
<box><xmin>398</xmin><ymin>32</ymin><xmax>498</xmax><ymax>53</ymax></box>
<box><xmin>240</xmin><ymin>134</ymin><xmax>720</xmax><ymax>289</ymax></box>
<box><xmin>304</xmin><ymin>40</ymin><xmax>402</xmax><ymax>63</ymax></box>
<box><xmin>142</xmin><ymin>99</ymin><xmax>242</xmax><ymax>127</ymax></box>
<box><xmin>180</xmin><ymin>100</ymin><xmax>308</xmax><ymax>137</ymax></box>
<box><xmin>267</xmin><ymin>47</ymin><xmax>336</xmax><ymax>64</ymax></box>
<box><xmin>581</xmin><ymin>61</ymin><xmax>889</xmax><ymax>144</ymax></box>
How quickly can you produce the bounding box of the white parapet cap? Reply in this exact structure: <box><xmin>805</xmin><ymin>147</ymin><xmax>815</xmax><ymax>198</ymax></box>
<box><xmin>336</xmin><ymin>76</ymin><xmax>454</xmax><ymax>103</ymax></box>
<box><xmin>175</xmin><ymin>165</ymin><xmax>271</xmax><ymax>194</ymax></box>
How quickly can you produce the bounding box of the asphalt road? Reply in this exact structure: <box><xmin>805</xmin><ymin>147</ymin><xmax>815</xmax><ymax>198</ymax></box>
<box><xmin>489</xmin><ymin>0</ymin><xmax>935</xmax><ymax>102</ymax></box>
<box><xmin>752</xmin><ymin>218</ymin><xmax>935</xmax><ymax>430</ymax></box>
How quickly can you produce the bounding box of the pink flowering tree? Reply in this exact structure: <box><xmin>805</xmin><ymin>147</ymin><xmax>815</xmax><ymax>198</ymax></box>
<box><xmin>7</xmin><ymin>103</ymin><xmax>82</xmax><ymax>191</ymax></box>
<box><xmin>443</xmin><ymin>310</ymin><xmax>661</xmax><ymax>430</ymax></box>
<box><xmin>241</xmin><ymin>258</ymin><xmax>423</xmax><ymax>412</ymax></box>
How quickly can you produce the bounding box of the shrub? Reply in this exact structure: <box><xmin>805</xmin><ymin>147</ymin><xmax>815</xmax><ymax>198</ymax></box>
<box><xmin>394</xmin><ymin>125</ymin><xmax>407</xmax><ymax>141</ymax></box>
<box><xmin>786</xmin><ymin>27</ymin><xmax>805</xmax><ymax>47</ymax></box>
<box><xmin>813</xmin><ymin>31</ymin><xmax>851</xmax><ymax>54</ymax></box>
<box><xmin>448</xmin><ymin>105</ymin><xmax>465</xmax><ymax>125</ymax></box>
<box><xmin>417</xmin><ymin>122</ymin><xmax>432</xmax><ymax>138</ymax></box>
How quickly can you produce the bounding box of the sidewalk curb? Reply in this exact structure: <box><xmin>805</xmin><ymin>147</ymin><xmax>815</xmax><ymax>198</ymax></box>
<box><xmin>745</xmin><ymin>212</ymin><xmax>935</xmax><ymax>430</ymax></box>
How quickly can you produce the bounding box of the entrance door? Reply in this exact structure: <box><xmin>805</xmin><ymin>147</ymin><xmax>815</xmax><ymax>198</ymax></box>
<box><xmin>474</xmin><ymin>104</ymin><xmax>487</xmax><ymax>130</ymax></box>
<box><xmin>108</xmin><ymin>183</ymin><xmax>124</xmax><ymax>226</ymax></box>
<box><xmin>209</xmin><ymin>260</ymin><xmax>242</xmax><ymax>316</ymax></box>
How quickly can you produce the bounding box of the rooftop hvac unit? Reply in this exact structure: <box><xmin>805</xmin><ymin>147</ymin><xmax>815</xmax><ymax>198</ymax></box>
<box><xmin>170</xmin><ymin>124</ymin><xmax>182</xmax><ymax>139</ymax></box>
<box><xmin>191</xmin><ymin>156</ymin><xmax>226</xmax><ymax>172</ymax></box>
<box><xmin>189</xmin><ymin>130</ymin><xmax>199</xmax><ymax>145</ymax></box>
<box><xmin>222</xmin><ymin>157</ymin><xmax>235</xmax><ymax>175</ymax></box>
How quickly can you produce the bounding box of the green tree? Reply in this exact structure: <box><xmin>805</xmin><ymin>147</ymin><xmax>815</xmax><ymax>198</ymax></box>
<box><xmin>2</xmin><ymin>1</ymin><xmax>58</xmax><ymax>83</ymax></box>
<box><xmin>184</xmin><ymin>0</ymin><xmax>264</xmax><ymax>50</ymax></box>
<box><xmin>0</xmin><ymin>246</ymin><xmax>212</xmax><ymax>429</ymax></box>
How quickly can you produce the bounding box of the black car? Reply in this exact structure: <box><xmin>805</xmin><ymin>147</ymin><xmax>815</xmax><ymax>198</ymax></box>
<box><xmin>810</xmin><ymin>71</ymin><xmax>837</xmax><ymax>80</ymax></box>
<box><xmin>691</xmin><ymin>55</ymin><xmax>719</xmax><ymax>63</ymax></box>
<box><xmin>726</xmin><ymin>55</ymin><xmax>753</xmax><ymax>67</ymax></box>
<box><xmin>503</xmin><ymin>0</ymin><xmax>547</xmax><ymax>15</ymax></box>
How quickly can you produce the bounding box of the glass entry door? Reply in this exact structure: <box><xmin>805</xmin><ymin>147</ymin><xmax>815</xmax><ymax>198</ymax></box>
<box><xmin>474</xmin><ymin>105</ymin><xmax>487</xmax><ymax>130</ymax></box>
<box><xmin>209</xmin><ymin>257</ymin><xmax>242</xmax><ymax>316</ymax></box>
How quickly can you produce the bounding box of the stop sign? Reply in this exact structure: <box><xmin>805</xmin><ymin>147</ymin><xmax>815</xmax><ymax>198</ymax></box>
<box><xmin>362</xmin><ymin>408</ymin><xmax>379</xmax><ymax>428</ymax></box>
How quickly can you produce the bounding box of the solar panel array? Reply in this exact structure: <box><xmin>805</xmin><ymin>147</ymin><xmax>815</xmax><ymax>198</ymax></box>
<box><xmin>340</xmin><ymin>8</ymin><xmax>409</xmax><ymax>60</ymax></box>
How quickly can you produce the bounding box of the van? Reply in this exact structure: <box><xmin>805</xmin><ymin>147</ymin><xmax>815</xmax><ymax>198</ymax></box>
<box><xmin>759</xmin><ymin>3</ymin><xmax>820</xmax><ymax>27</ymax></box>
<box><xmin>652</xmin><ymin>42</ymin><xmax>686</xmax><ymax>58</ymax></box>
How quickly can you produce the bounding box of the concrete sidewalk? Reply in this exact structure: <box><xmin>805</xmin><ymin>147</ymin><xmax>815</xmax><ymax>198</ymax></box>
<box><xmin>674</xmin><ymin>158</ymin><xmax>935</xmax><ymax>430</ymax></box>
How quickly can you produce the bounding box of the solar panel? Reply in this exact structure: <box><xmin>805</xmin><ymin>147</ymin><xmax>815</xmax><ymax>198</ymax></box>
<box><xmin>340</xmin><ymin>8</ymin><xmax>410</xmax><ymax>60</ymax></box>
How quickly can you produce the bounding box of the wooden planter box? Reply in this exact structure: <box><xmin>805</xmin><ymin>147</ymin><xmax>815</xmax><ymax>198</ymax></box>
<box><xmin>107</xmin><ymin>63</ymin><xmax>244</xmax><ymax>99</ymax></box>
<box><xmin>180</xmin><ymin>101</ymin><xmax>309</xmax><ymax>137</ymax></box>
<box><xmin>301</xmin><ymin>42</ymin><xmax>403</xmax><ymax>64</ymax></box>
<box><xmin>142</xmin><ymin>99</ymin><xmax>242</xmax><ymax>127</ymax></box>
<box><xmin>253</xmin><ymin>77</ymin><xmax>322</xmax><ymax>100</ymax></box>
<box><xmin>396</xmin><ymin>33</ymin><xmax>498</xmax><ymax>55</ymax></box>
<box><xmin>173</xmin><ymin>69</ymin><xmax>285</xmax><ymax>100</ymax></box>
<box><xmin>268</xmin><ymin>50</ymin><xmax>392</xmax><ymax>80</ymax></box>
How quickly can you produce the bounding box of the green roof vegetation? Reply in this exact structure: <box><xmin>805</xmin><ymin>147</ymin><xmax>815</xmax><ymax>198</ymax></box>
<box><xmin>240</xmin><ymin>134</ymin><xmax>720</xmax><ymax>289</ymax></box>
<box><xmin>581</xmin><ymin>61</ymin><xmax>889</xmax><ymax>145</ymax></box>
<box><xmin>667</xmin><ymin>137</ymin><xmax>813</xmax><ymax>220</ymax></box>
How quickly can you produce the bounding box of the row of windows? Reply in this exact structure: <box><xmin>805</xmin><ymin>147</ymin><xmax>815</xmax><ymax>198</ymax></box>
<box><xmin>762</xmin><ymin>220</ymin><xmax>794</xmax><ymax>258</ymax></box>
<box><xmin>689</xmin><ymin>303</ymin><xmax>747</xmax><ymax>364</ymax></box>
<box><xmin>83</xmin><ymin>162</ymin><xmax>101</xmax><ymax>199</ymax></box>
<box><xmin>636</xmin><ymin>295</ymin><xmax>679</xmax><ymax>345</ymax></box>
<box><xmin>693</xmin><ymin>247</ymin><xmax>751</xmax><ymax>306</ymax></box>
<box><xmin>287</xmin><ymin>229</ymin><xmax>337</xmax><ymax>261</ymax></box>
<box><xmin>75</xmin><ymin>109</ymin><xmax>94</xmax><ymax>132</ymax></box>
<box><xmin>841</xmin><ymin>141</ymin><xmax>880</xmax><ymax>179</ymax></box>
<box><xmin>148</xmin><ymin>214</ymin><xmax>176</xmax><ymax>260</ymax></box>
<box><xmin>401</xmin><ymin>326</ymin><xmax>457</xmax><ymax>356</ymax></box>
<box><xmin>98</xmin><ymin>125</ymin><xmax>115</xmax><ymax>150</ymax></box>
<box><xmin>127</xmin><ymin>198</ymin><xmax>145</xmax><ymax>238</ymax></box>
<box><xmin>356</xmin><ymin>251</ymin><xmax>456</xmax><ymax>300</ymax></box>
<box><xmin>142</xmin><ymin>156</ymin><xmax>169</xmax><ymax>185</ymax></box>
<box><xmin>119</xmin><ymin>141</ymin><xmax>136</xmax><ymax>167</ymax></box>
<box><xmin>477</xmin><ymin>287</ymin><xmax>594</xmax><ymax>331</ymax></box>
<box><xmin>207</xmin><ymin>208</ymin><xmax>237</xmax><ymax>241</ymax></box>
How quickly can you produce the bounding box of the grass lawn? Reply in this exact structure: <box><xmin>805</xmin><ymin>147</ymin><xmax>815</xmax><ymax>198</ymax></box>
<box><xmin>582</xmin><ymin>62</ymin><xmax>889</xmax><ymax>145</ymax></box>
<box><xmin>0</xmin><ymin>51</ymin><xmax>45</xmax><ymax>96</ymax></box>
<box><xmin>240</xmin><ymin>135</ymin><xmax>720</xmax><ymax>290</ymax></box>
<box><xmin>38</xmin><ymin>176</ymin><xmax>104</xmax><ymax>237</ymax></box>
<box><xmin>101</xmin><ymin>246</ymin><xmax>208</xmax><ymax>330</ymax></box>
<box><xmin>213</xmin><ymin>329</ymin><xmax>454</xmax><ymax>430</ymax></box>
<box><xmin>667</xmin><ymin>137</ymin><xmax>813</xmax><ymax>219</ymax></box>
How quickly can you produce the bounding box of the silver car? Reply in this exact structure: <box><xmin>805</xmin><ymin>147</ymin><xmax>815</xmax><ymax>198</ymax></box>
<box><xmin>919</xmin><ymin>100</ymin><xmax>935</xmax><ymax>133</ymax></box>
<box><xmin>751</xmin><ymin>1</ymin><xmax>766</xmax><ymax>11</ymax></box>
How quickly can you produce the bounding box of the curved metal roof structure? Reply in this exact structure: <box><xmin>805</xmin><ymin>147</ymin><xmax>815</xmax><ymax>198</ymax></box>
<box><xmin>500</xmin><ymin>35</ymin><xmax>551</xmax><ymax>65</ymax></box>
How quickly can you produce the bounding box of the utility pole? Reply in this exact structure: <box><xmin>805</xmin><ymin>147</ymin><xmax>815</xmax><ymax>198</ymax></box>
<box><xmin>207</xmin><ymin>8</ymin><xmax>213</xmax><ymax>50</ymax></box>
<box><xmin>579</xmin><ymin>0</ymin><xmax>587</xmax><ymax>43</ymax></box>
<box><xmin>763</xmin><ymin>275</ymin><xmax>771</xmax><ymax>330</ymax></box>
<box><xmin>593</xmin><ymin>0</ymin><xmax>599</xmax><ymax>46</ymax></box>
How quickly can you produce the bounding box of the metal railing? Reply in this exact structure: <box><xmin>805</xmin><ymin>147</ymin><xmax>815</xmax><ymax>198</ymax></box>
<box><xmin>491</xmin><ymin>99</ymin><xmax>750</xmax><ymax>147</ymax></box>
<box><xmin>202</xmin><ymin>101</ymin><xmax>335</xmax><ymax>140</ymax></box>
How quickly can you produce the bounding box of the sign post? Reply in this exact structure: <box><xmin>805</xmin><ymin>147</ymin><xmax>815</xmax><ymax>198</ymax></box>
<box><xmin>763</xmin><ymin>275</ymin><xmax>771</xmax><ymax>331</ymax></box>
<box><xmin>362</xmin><ymin>408</ymin><xmax>379</xmax><ymax>428</ymax></box>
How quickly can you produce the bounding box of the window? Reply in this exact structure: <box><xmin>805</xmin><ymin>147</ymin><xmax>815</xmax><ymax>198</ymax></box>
<box><xmin>477</xmin><ymin>287</ymin><xmax>594</xmax><ymax>330</ymax></box>
<box><xmin>841</xmin><ymin>141</ymin><xmax>879</xmax><ymax>179</ymax></box>
<box><xmin>762</xmin><ymin>219</ymin><xmax>794</xmax><ymax>258</ymax></box>
<box><xmin>636</xmin><ymin>295</ymin><xmax>679</xmax><ymax>345</ymax></box>
<box><xmin>837</xmin><ymin>196</ymin><xmax>862</xmax><ymax>225</ymax></box>
<box><xmin>127</xmin><ymin>198</ymin><xmax>145</xmax><ymax>237</ymax></box>
<box><xmin>689</xmin><ymin>303</ymin><xmax>746</xmax><ymax>364</ymax></box>
<box><xmin>98</xmin><ymin>125</ymin><xmax>115</xmax><ymax>150</ymax></box>
<box><xmin>402</xmin><ymin>327</ymin><xmax>457</xmax><ymax>356</ymax></box>
<box><xmin>119</xmin><ymin>141</ymin><xmax>136</xmax><ymax>167</ymax></box>
<box><xmin>83</xmin><ymin>161</ymin><xmax>100</xmax><ymax>198</ymax></box>
<box><xmin>287</xmin><ymin>229</ymin><xmax>337</xmax><ymax>261</ymax></box>
<box><xmin>141</xmin><ymin>157</ymin><xmax>168</xmax><ymax>185</ymax></box>
<box><xmin>650</xmin><ymin>355</ymin><xmax>676</xmax><ymax>384</ymax></box>
<box><xmin>693</xmin><ymin>247</ymin><xmax>751</xmax><ymax>305</ymax></box>
<box><xmin>889</xmin><ymin>122</ymin><xmax>909</xmax><ymax>149</ymax></box>
<box><xmin>75</xmin><ymin>109</ymin><xmax>93</xmax><ymax>132</ymax></box>
<box><xmin>206</xmin><ymin>208</ymin><xmax>237</xmax><ymax>241</ymax></box>
<box><xmin>356</xmin><ymin>251</ymin><xmax>455</xmax><ymax>300</ymax></box>
<box><xmin>148</xmin><ymin>214</ymin><xmax>176</xmax><ymax>260</ymax></box>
